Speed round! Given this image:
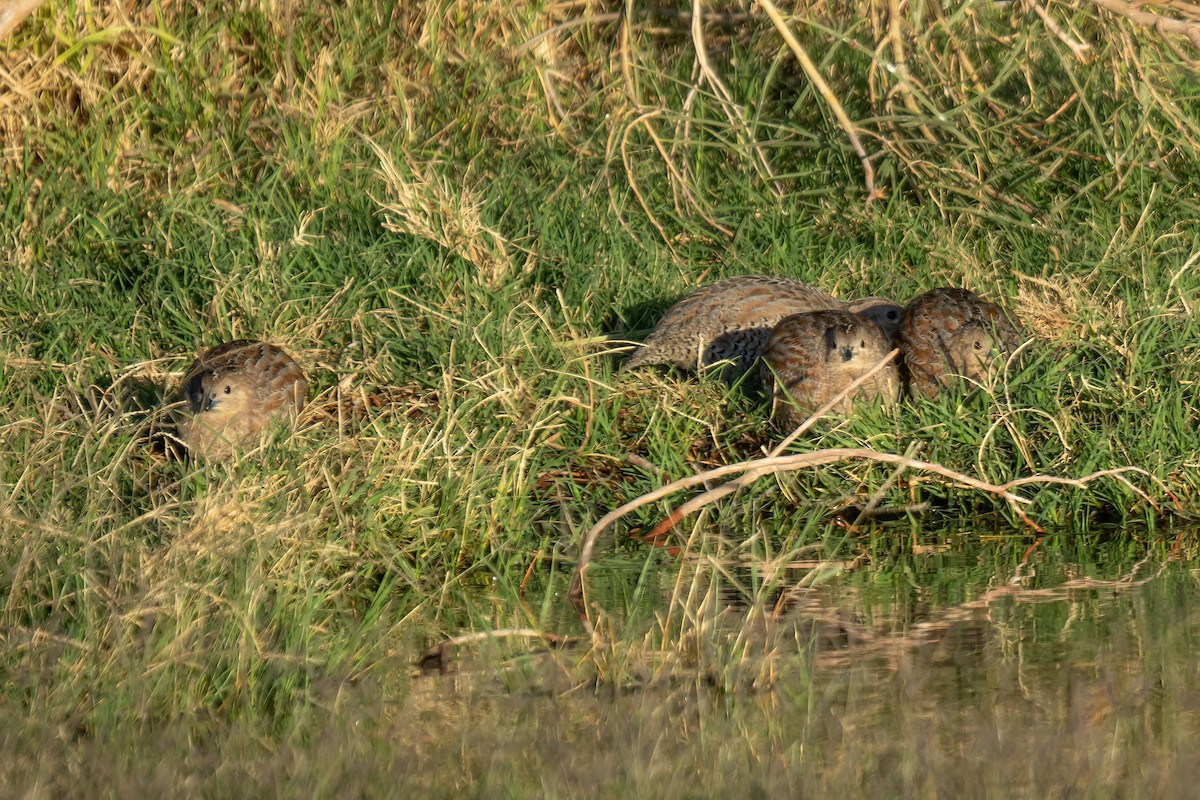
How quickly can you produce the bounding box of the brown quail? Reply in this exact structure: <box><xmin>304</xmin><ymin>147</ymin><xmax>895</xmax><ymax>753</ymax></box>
<box><xmin>624</xmin><ymin>275</ymin><xmax>902</xmax><ymax>379</ymax></box>
<box><xmin>760</xmin><ymin>309</ymin><xmax>900</xmax><ymax>427</ymax></box>
<box><xmin>175</xmin><ymin>340</ymin><xmax>308</xmax><ymax>459</ymax></box>
<box><xmin>897</xmin><ymin>287</ymin><xmax>1023</xmax><ymax>398</ymax></box>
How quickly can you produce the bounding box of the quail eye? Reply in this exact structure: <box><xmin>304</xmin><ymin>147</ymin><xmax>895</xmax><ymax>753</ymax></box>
<box><xmin>224</xmin><ymin>385</ymin><xmax>232</xmax><ymax>394</ymax></box>
<box><xmin>974</xmin><ymin>341</ymin><xmax>984</xmax><ymax>350</ymax></box>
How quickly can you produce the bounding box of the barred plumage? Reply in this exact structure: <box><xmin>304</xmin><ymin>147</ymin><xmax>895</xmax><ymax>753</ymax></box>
<box><xmin>175</xmin><ymin>340</ymin><xmax>307</xmax><ymax>458</ymax></box>
<box><xmin>897</xmin><ymin>288</ymin><xmax>1023</xmax><ymax>397</ymax></box>
<box><xmin>625</xmin><ymin>276</ymin><xmax>902</xmax><ymax>379</ymax></box>
<box><xmin>760</xmin><ymin>309</ymin><xmax>900</xmax><ymax>427</ymax></box>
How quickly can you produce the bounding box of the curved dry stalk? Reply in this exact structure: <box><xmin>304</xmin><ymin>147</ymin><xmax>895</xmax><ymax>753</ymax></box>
<box><xmin>674</xmin><ymin>60</ymin><xmax>701</xmax><ymax>207</ymax></box>
<box><xmin>978</xmin><ymin>405</ymin><xmax>1070</xmax><ymax>478</ymax></box>
<box><xmin>639</xmin><ymin>109</ymin><xmax>734</xmax><ymax>236</ymax></box>
<box><xmin>1002</xmin><ymin>466</ymin><xmax>1178</xmax><ymax>512</ymax></box>
<box><xmin>570</xmin><ymin>445</ymin><xmax>1171</xmax><ymax>631</ymax></box>
<box><xmin>1084</xmin><ymin>0</ymin><xmax>1200</xmax><ymax>46</ymax></box>
<box><xmin>756</xmin><ymin>0</ymin><xmax>880</xmax><ymax>202</ymax></box>
<box><xmin>621</xmin><ymin>111</ymin><xmax>673</xmax><ymax>246</ymax></box>
<box><xmin>847</xmin><ymin>440</ymin><xmax>922</xmax><ymax>527</ymax></box>
<box><xmin>610</xmin><ymin>6</ymin><xmax>717</xmax><ymax>244</ymax></box>
<box><xmin>882</xmin><ymin>0</ymin><xmax>937</xmax><ymax>143</ymax></box>
<box><xmin>1022</xmin><ymin>0</ymin><xmax>1092</xmax><ymax>61</ymax></box>
<box><xmin>668</xmin><ymin>448</ymin><xmax>1035</xmax><ymax>531</ymax></box>
<box><xmin>604</xmin><ymin>110</ymin><xmax>644</xmax><ymax>247</ymax></box>
<box><xmin>0</xmin><ymin>0</ymin><xmax>46</xmax><ymax>40</ymax></box>
<box><xmin>769</xmin><ymin>349</ymin><xmax>900</xmax><ymax>457</ymax></box>
<box><xmin>515</xmin><ymin>11</ymin><xmax>622</xmax><ymax>57</ymax></box>
<box><xmin>1167</xmin><ymin>249</ymin><xmax>1200</xmax><ymax>314</ymax></box>
<box><xmin>514</xmin><ymin>8</ymin><xmax>759</xmax><ymax>58</ymax></box>
<box><xmin>690</xmin><ymin>0</ymin><xmax>783</xmax><ymax>197</ymax></box>
<box><xmin>568</xmin><ymin>446</ymin><xmax>1040</xmax><ymax>630</ymax></box>
<box><xmin>414</xmin><ymin>628</ymin><xmax>581</xmax><ymax>674</ymax></box>
<box><xmin>643</xmin><ymin>348</ymin><xmax>902</xmax><ymax>545</ymax></box>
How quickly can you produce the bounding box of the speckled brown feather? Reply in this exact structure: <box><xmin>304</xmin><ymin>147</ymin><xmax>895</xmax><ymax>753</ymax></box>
<box><xmin>897</xmin><ymin>288</ymin><xmax>1022</xmax><ymax>397</ymax></box>
<box><xmin>176</xmin><ymin>340</ymin><xmax>307</xmax><ymax>458</ymax></box>
<box><xmin>760</xmin><ymin>309</ymin><xmax>899</xmax><ymax>427</ymax></box>
<box><xmin>625</xmin><ymin>276</ymin><xmax>902</xmax><ymax>378</ymax></box>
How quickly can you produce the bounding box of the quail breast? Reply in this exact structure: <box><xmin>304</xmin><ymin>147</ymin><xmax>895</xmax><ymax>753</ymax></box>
<box><xmin>760</xmin><ymin>309</ymin><xmax>899</xmax><ymax>427</ymax></box>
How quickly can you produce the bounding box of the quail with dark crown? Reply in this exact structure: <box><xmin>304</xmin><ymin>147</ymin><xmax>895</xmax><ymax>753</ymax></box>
<box><xmin>175</xmin><ymin>340</ymin><xmax>308</xmax><ymax>459</ymax></box>
<box><xmin>760</xmin><ymin>309</ymin><xmax>900</xmax><ymax>427</ymax></box>
<box><xmin>624</xmin><ymin>275</ymin><xmax>902</xmax><ymax>380</ymax></box>
<box><xmin>897</xmin><ymin>287</ymin><xmax>1023</xmax><ymax>397</ymax></box>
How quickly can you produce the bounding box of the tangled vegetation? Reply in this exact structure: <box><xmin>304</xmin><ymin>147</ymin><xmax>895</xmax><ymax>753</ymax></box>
<box><xmin>4</xmin><ymin>0</ymin><xmax>1200</xmax><ymax>793</ymax></box>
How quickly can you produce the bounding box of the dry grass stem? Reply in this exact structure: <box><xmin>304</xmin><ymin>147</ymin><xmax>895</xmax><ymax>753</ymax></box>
<box><xmin>571</xmin><ymin>444</ymin><xmax>1167</xmax><ymax>632</ymax></box>
<box><xmin>1084</xmin><ymin>0</ymin><xmax>1200</xmax><ymax>45</ymax></box>
<box><xmin>757</xmin><ymin>0</ymin><xmax>880</xmax><ymax>202</ymax></box>
<box><xmin>0</xmin><ymin>0</ymin><xmax>46</xmax><ymax>40</ymax></box>
<box><xmin>415</xmin><ymin>628</ymin><xmax>581</xmax><ymax>674</ymax></box>
<box><xmin>640</xmin><ymin>348</ymin><xmax>903</xmax><ymax>545</ymax></box>
<box><xmin>689</xmin><ymin>0</ymin><xmax>782</xmax><ymax>197</ymax></box>
<box><xmin>514</xmin><ymin>8</ymin><xmax>759</xmax><ymax>57</ymax></box>
<box><xmin>1023</xmin><ymin>0</ymin><xmax>1092</xmax><ymax>60</ymax></box>
<box><xmin>620</xmin><ymin>113</ymin><xmax>673</xmax><ymax>246</ymax></box>
<box><xmin>768</xmin><ymin>349</ymin><xmax>900</xmax><ymax>457</ymax></box>
<box><xmin>880</xmin><ymin>0</ymin><xmax>937</xmax><ymax>143</ymax></box>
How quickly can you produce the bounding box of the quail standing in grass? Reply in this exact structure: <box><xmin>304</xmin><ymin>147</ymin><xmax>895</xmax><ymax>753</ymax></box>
<box><xmin>760</xmin><ymin>309</ymin><xmax>900</xmax><ymax>427</ymax></box>
<box><xmin>624</xmin><ymin>275</ymin><xmax>902</xmax><ymax>380</ymax></box>
<box><xmin>175</xmin><ymin>340</ymin><xmax>308</xmax><ymax>459</ymax></box>
<box><xmin>897</xmin><ymin>287</ymin><xmax>1023</xmax><ymax>398</ymax></box>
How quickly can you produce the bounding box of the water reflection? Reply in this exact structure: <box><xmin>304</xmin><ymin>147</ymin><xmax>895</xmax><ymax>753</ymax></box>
<box><xmin>7</xmin><ymin>537</ymin><xmax>1198</xmax><ymax>796</ymax></box>
<box><xmin>400</xmin><ymin>536</ymin><xmax>1200</xmax><ymax>796</ymax></box>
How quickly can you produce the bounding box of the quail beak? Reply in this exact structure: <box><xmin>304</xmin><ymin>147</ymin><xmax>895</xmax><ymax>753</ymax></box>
<box><xmin>187</xmin><ymin>389</ymin><xmax>217</xmax><ymax>414</ymax></box>
<box><xmin>839</xmin><ymin>345</ymin><xmax>856</xmax><ymax>362</ymax></box>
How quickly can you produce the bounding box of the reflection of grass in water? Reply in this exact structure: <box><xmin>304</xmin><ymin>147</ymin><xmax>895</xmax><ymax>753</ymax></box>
<box><xmin>409</xmin><ymin>575</ymin><xmax>1200</xmax><ymax>797</ymax></box>
<box><xmin>6</xmin><ymin>0</ymin><xmax>1200</xmax><ymax>791</ymax></box>
<box><xmin>4</xmin><ymin>550</ymin><xmax>1199</xmax><ymax>796</ymax></box>
<box><xmin>570</xmin><ymin>527</ymin><xmax>1187</xmax><ymax>684</ymax></box>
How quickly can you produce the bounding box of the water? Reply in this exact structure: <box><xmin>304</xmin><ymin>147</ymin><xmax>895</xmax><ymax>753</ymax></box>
<box><xmin>392</xmin><ymin>532</ymin><xmax>1200</xmax><ymax>797</ymax></box>
<box><xmin>6</xmin><ymin>533</ymin><xmax>1200</xmax><ymax>798</ymax></box>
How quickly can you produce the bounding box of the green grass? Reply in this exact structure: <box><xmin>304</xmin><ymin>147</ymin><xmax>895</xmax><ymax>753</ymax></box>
<box><xmin>4</xmin><ymin>0</ymin><xmax>1200</xmax><ymax>793</ymax></box>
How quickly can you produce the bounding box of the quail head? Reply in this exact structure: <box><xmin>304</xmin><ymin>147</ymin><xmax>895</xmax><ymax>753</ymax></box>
<box><xmin>176</xmin><ymin>340</ymin><xmax>307</xmax><ymax>459</ymax></box>
<box><xmin>760</xmin><ymin>309</ymin><xmax>900</xmax><ymax>427</ymax></box>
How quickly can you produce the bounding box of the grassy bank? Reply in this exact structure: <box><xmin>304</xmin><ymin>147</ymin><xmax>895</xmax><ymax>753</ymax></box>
<box><xmin>3</xmin><ymin>0</ymin><xmax>1200</xmax><ymax>791</ymax></box>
